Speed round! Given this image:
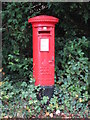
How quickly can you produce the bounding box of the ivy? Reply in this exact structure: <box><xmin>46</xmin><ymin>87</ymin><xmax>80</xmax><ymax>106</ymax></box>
<box><xmin>1</xmin><ymin>2</ymin><xmax>89</xmax><ymax>118</ymax></box>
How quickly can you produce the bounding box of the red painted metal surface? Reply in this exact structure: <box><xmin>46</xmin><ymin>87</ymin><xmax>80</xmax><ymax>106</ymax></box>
<box><xmin>28</xmin><ymin>15</ymin><xmax>59</xmax><ymax>86</ymax></box>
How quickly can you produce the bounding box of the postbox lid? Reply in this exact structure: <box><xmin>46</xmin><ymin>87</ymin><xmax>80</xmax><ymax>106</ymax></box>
<box><xmin>28</xmin><ymin>15</ymin><xmax>59</xmax><ymax>24</ymax></box>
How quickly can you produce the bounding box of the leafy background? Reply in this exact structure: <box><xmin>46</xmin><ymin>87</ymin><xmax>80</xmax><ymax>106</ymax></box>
<box><xmin>1</xmin><ymin>2</ymin><xmax>90</xmax><ymax>118</ymax></box>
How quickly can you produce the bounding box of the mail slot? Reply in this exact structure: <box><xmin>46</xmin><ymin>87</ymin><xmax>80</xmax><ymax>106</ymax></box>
<box><xmin>38</xmin><ymin>31</ymin><xmax>50</xmax><ymax>34</ymax></box>
<box><xmin>28</xmin><ymin>15</ymin><xmax>59</xmax><ymax>99</ymax></box>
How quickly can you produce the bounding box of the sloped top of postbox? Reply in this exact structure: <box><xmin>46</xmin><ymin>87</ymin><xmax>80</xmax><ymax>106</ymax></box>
<box><xmin>28</xmin><ymin>15</ymin><xmax>59</xmax><ymax>24</ymax></box>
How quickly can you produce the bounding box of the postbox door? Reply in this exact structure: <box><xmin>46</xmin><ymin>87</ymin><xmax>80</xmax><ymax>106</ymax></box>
<box><xmin>37</xmin><ymin>28</ymin><xmax>55</xmax><ymax>86</ymax></box>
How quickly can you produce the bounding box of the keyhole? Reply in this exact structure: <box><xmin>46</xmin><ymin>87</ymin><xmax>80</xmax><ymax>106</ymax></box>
<box><xmin>52</xmin><ymin>56</ymin><xmax>54</xmax><ymax>61</ymax></box>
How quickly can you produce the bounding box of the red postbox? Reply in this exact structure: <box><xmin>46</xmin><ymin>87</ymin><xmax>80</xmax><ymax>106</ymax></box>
<box><xmin>28</xmin><ymin>15</ymin><xmax>59</xmax><ymax>98</ymax></box>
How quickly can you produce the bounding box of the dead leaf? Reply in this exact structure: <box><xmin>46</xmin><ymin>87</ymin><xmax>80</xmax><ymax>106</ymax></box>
<box><xmin>56</xmin><ymin>110</ymin><xmax>60</xmax><ymax>115</ymax></box>
<box><xmin>56</xmin><ymin>104</ymin><xmax>58</xmax><ymax>109</ymax></box>
<box><xmin>0</xmin><ymin>82</ymin><xmax>2</xmax><ymax>86</ymax></box>
<box><xmin>3</xmin><ymin>72</ymin><xmax>5</xmax><ymax>75</ymax></box>
<box><xmin>76</xmin><ymin>94</ymin><xmax>78</xmax><ymax>98</ymax></box>
<box><xmin>46</xmin><ymin>111</ymin><xmax>49</xmax><ymax>116</ymax></box>
<box><xmin>49</xmin><ymin>113</ymin><xmax>53</xmax><ymax>118</ymax></box>
<box><xmin>79</xmin><ymin>98</ymin><xmax>83</xmax><ymax>102</ymax></box>
<box><xmin>0</xmin><ymin>68</ymin><xmax>3</xmax><ymax>72</ymax></box>
<box><xmin>3</xmin><ymin>116</ymin><xmax>9</xmax><ymax>118</ymax></box>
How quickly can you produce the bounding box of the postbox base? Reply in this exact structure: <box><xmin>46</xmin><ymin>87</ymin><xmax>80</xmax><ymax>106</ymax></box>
<box><xmin>37</xmin><ymin>85</ymin><xmax>54</xmax><ymax>100</ymax></box>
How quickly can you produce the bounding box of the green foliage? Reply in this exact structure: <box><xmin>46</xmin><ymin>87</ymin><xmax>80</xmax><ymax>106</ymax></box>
<box><xmin>55</xmin><ymin>36</ymin><xmax>89</xmax><ymax>117</ymax></box>
<box><xmin>2</xmin><ymin>2</ymin><xmax>89</xmax><ymax>118</ymax></box>
<box><xmin>1</xmin><ymin>76</ymin><xmax>89</xmax><ymax>118</ymax></box>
